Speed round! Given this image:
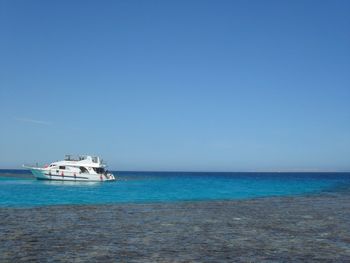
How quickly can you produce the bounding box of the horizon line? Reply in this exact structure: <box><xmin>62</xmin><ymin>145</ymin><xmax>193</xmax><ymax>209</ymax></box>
<box><xmin>1</xmin><ymin>168</ymin><xmax>349</xmax><ymax>173</ymax></box>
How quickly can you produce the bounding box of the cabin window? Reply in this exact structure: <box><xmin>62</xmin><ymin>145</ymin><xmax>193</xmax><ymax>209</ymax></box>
<box><xmin>59</xmin><ymin>166</ymin><xmax>65</xmax><ymax>170</ymax></box>
<box><xmin>79</xmin><ymin>166</ymin><xmax>88</xmax><ymax>173</ymax></box>
<box><xmin>93</xmin><ymin>167</ymin><xmax>105</xmax><ymax>174</ymax></box>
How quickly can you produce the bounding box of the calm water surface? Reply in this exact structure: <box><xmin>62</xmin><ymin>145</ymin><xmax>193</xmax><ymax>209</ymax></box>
<box><xmin>0</xmin><ymin>170</ymin><xmax>350</xmax><ymax>207</ymax></box>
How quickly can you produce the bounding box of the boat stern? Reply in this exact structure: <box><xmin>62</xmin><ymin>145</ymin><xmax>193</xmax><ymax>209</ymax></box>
<box><xmin>105</xmin><ymin>173</ymin><xmax>116</xmax><ymax>181</ymax></box>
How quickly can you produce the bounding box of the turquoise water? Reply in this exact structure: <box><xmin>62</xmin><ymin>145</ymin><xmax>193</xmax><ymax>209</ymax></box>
<box><xmin>1</xmin><ymin>170</ymin><xmax>350</xmax><ymax>207</ymax></box>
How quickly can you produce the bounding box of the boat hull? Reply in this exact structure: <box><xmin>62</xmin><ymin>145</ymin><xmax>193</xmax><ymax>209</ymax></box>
<box><xmin>28</xmin><ymin>167</ymin><xmax>116</xmax><ymax>182</ymax></box>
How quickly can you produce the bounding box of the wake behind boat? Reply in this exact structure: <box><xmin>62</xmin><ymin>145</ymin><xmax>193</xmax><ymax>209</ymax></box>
<box><xmin>24</xmin><ymin>155</ymin><xmax>116</xmax><ymax>182</ymax></box>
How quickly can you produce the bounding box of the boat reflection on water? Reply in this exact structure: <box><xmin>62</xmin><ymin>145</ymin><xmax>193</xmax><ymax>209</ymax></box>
<box><xmin>40</xmin><ymin>179</ymin><xmax>102</xmax><ymax>187</ymax></box>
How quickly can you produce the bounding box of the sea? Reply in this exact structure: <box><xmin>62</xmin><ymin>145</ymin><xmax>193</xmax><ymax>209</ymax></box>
<box><xmin>1</xmin><ymin>169</ymin><xmax>350</xmax><ymax>207</ymax></box>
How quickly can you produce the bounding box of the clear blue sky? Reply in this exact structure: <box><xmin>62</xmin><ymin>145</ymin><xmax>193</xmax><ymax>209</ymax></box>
<box><xmin>1</xmin><ymin>0</ymin><xmax>349</xmax><ymax>171</ymax></box>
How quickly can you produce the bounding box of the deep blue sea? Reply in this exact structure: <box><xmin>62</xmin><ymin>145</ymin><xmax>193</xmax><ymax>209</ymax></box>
<box><xmin>0</xmin><ymin>169</ymin><xmax>350</xmax><ymax>207</ymax></box>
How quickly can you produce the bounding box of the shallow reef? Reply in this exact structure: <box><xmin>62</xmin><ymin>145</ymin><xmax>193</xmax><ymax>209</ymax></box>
<box><xmin>1</xmin><ymin>193</ymin><xmax>350</xmax><ymax>262</ymax></box>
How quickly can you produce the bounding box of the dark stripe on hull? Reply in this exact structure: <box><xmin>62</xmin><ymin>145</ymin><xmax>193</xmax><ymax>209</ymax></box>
<box><xmin>44</xmin><ymin>174</ymin><xmax>90</xmax><ymax>180</ymax></box>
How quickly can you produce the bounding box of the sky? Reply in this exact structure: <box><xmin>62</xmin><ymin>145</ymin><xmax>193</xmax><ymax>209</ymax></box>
<box><xmin>0</xmin><ymin>0</ymin><xmax>349</xmax><ymax>171</ymax></box>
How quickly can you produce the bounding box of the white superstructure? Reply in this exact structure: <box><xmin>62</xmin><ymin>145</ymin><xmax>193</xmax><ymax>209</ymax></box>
<box><xmin>24</xmin><ymin>155</ymin><xmax>115</xmax><ymax>182</ymax></box>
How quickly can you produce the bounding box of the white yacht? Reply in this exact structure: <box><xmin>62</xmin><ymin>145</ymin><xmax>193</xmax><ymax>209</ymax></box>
<box><xmin>24</xmin><ymin>155</ymin><xmax>116</xmax><ymax>182</ymax></box>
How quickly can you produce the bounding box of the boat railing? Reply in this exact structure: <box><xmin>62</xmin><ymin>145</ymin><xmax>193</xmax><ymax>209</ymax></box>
<box><xmin>23</xmin><ymin>163</ymin><xmax>42</xmax><ymax>168</ymax></box>
<box><xmin>64</xmin><ymin>155</ymin><xmax>88</xmax><ymax>161</ymax></box>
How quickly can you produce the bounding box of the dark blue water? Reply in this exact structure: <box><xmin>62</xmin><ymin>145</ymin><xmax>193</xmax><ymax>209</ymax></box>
<box><xmin>0</xmin><ymin>170</ymin><xmax>350</xmax><ymax>207</ymax></box>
